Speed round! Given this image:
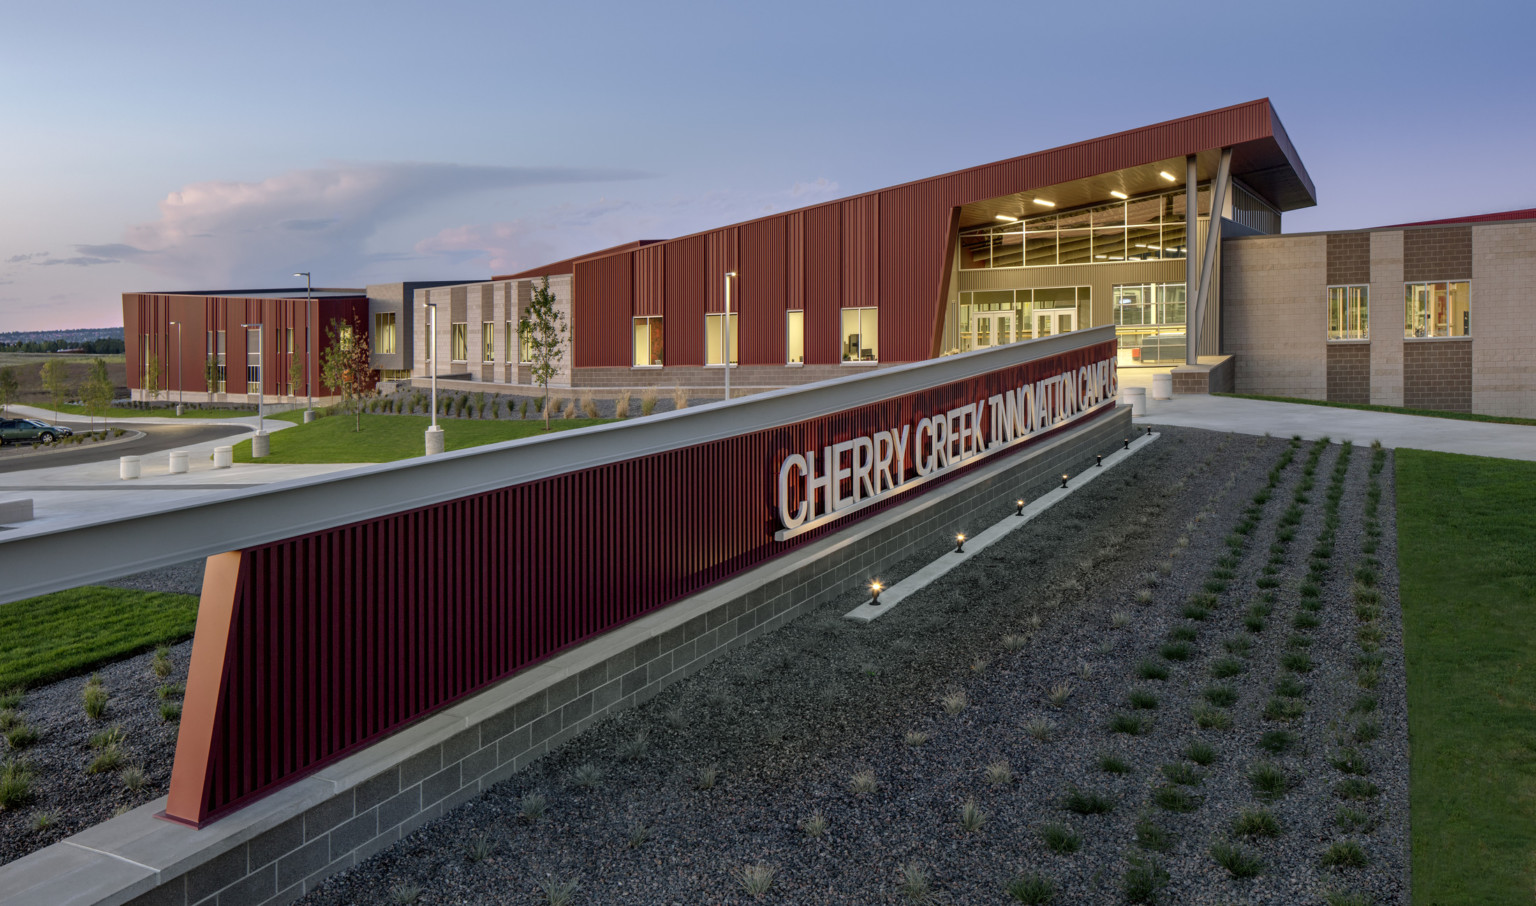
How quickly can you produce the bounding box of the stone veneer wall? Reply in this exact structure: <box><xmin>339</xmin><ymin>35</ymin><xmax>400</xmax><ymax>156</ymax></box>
<box><xmin>1326</xmin><ymin>344</ymin><xmax>1371</xmax><ymax>404</ymax></box>
<box><xmin>1403</xmin><ymin>340</ymin><xmax>1473</xmax><ymax>412</ymax></box>
<box><xmin>0</xmin><ymin>409</ymin><xmax>1130</xmax><ymax>906</ymax></box>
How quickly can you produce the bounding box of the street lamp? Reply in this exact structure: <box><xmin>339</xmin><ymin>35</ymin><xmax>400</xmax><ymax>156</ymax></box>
<box><xmin>293</xmin><ymin>271</ymin><xmax>313</xmax><ymax>420</ymax></box>
<box><xmin>168</xmin><ymin>320</ymin><xmax>182</xmax><ymax>415</ymax></box>
<box><xmin>424</xmin><ymin>300</ymin><xmax>443</xmax><ymax>455</ymax></box>
<box><xmin>723</xmin><ymin>270</ymin><xmax>736</xmax><ymax>401</ymax></box>
<box><xmin>241</xmin><ymin>322</ymin><xmax>267</xmax><ymax>458</ymax></box>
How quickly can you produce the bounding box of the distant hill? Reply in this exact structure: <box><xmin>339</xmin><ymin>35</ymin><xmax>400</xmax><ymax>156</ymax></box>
<box><xmin>0</xmin><ymin>327</ymin><xmax>124</xmax><ymax>354</ymax></box>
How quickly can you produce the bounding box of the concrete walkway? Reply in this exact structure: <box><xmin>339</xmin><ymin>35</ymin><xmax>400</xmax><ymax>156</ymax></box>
<box><xmin>1137</xmin><ymin>393</ymin><xmax>1535</xmax><ymax>462</ymax></box>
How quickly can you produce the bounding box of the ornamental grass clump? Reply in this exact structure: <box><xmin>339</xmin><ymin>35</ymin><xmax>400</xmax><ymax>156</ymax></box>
<box><xmin>1321</xmin><ymin>840</ymin><xmax>1370</xmax><ymax>869</ymax></box>
<box><xmin>1160</xmin><ymin>762</ymin><xmax>1203</xmax><ymax>786</ymax></box>
<box><xmin>1004</xmin><ymin>872</ymin><xmax>1055</xmax><ymax>904</ymax></box>
<box><xmin>1062</xmin><ymin>787</ymin><xmax>1114</xmax><ymax>815</ymax></box>
<box><xmin>940</xmin><ymin>689</ymin><xmax>968</xmax><ymax>715</ymax></box>
<box><xmin>1232</xmin><ymin>808</ymin><xmax>1282</xmax><ymax>838</ymax></box>
<box><xmin>897</xmin><ymin>862</ymin><xmax>930</xmax><ymax>902</ymax></box>
<box><xmin>1127</xmin><ymin>688</ymin><xmax>1158</xmax><ymax>710</ymax></box>
<box><xmin>1152</xmin><ymin>784</ymin><xmax>1201</xmax><ymax>813</ymax></box>
<box><xmin>82</xmin><ymin>677</ymin><xmax>108</xmax><ymax>721</ymax></box>
<box><xmin>1249</xmin><ymin>762</ymin><xmax>1294</xmax><ymax>800</ymax></box>
<box><xmin>985</xmin><ymin>760</ymin><xmax>1013</xmax><ymax>785</ymax></box>
<box><xmin>1192</xmin><ymin>704</ymin><xmax>1232</xmax><ymax>730</ymax></box>
<box><xmin>1040</xmin><ymin>822</ymin><xmax>1081</xmax><ymax>854</ymax></box>
<box><xmin>1121</xmin><ymin>857</ymin><xmax>1170</xmax><ymax>904</ymax></box>
<box><xmin>570</xmin><ymin>763</ymin><xmax>604</xmax><ymax>790</ymax></box>
<box><xmin>1134</xmin><ymin>818</ymin><xmax>1174</xmax><ymax>853</ymax></box>
<box><xmin>1098</xmin><ymin>753</ymin><xmax>1130</xmax><ymax>774</ymax></box>
<box><xmin>1211</xmin><ymin>840</ymin><xmax>1265</xmax><ymax>878</ymax></box>
<box><xmin>1136</xmin><ymin>660</ymin><xmax>1169</xmax><ymax>681</ymax></box>
<box><xmin>1108</xmin><ymin>713</ymin><xmax>1150</xmax><ymax>735</ymax></box>
<box><xmin>0</xmin><ymin>758</ymin><xmax>32</xmax><ymax>810</ymax></box>
<box><xmin>695</xmin><ymin>764</ymin><xmax>719</xmax><ymax>790</ymax></box>
<box><xmin>151</xmin><ymin>645</ymin><xmax>173</xmax><ymax>679</ymax></box>
<box><xmin>1203</xmin><ymin>684</ymin><xmax>1238</xmax><ymax>707</ymax></box>
<box><xmin>801</xmin><ymin>812</ymin><xmax>828</xmax><ymax>838</ymax></box>
<box><xmin>958</xmin><ymin>797</ymin><xmax>988</xmax><ymax>831</ymax></box>
<box><xmin>1183</xmin><ymin>740</ymin><xmax>1216</xmax><ymax>765</ymax></box>
<box><xmin>848</xmin><ymin>770</ymin><xmax>878</xmax><ymax>795</ymax></box>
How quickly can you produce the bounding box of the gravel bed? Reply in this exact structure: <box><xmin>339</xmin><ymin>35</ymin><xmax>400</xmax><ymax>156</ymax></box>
<box><xmin>296</xmin><ymin>426</ymin><xmax>1408</xmax><ymax>905</ymax></box>
<box><xmin>101</xmin><ymin>557</ymin><xmax>207</xmax><ymax>597</ymax></box>
<box><xmin>0</xmin><ymin>641</ymin><xmax>190</xmax><ymax>864</ymax></box>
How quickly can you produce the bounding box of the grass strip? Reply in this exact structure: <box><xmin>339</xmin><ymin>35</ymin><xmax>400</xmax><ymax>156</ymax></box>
<box><xmin>1398</xmin><ymin>449</ymin><xmax>1536</xmax><ymax>903</ymax></box>
<box><xmin>231</xmin><ymin>412</ymin><xmax>614</xmax><ymax>463</ymax></box>
<box><xmin>1213</xmin><ymin>393</ymin><xmax>1536</xmax><ymax>428</ymax></box>
<box><xmin>0</xmin><ymin>586</ymin><xmax>198</xmax><ymax>689</ymax></box>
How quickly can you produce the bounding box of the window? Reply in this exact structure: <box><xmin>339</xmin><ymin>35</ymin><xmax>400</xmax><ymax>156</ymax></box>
<box><xmin>704</xmin><ymin>313</ymin><xmax>739</xmax><ymax>366</ymax></box>
<box><xmin>519</xmin><ymin>329</ymin><xmax>534</xmax><ymax>364</ymax></box>
<box><xmin>959</xmin><ymin>185</ymin><xmax>1203</xmax><ymax>269</ymax></box>
<box><xmin>482</xmin><ymin>321</ymin><xmax>495</xmax><ymax>362</ymax></box>
<box><xmin>633</xmin><ymin>316</ymin><xmax>664</xmax><ymax>367</ymax></box>
<box><xmin>207</xmin><ymin>330</ymin><xmax>226</xmax><ymax>392</ymax></box>
<box><xmin>840</xmin><ymin>308</ymin><xmax>879</xmax><ymax>363</ymax></box>
<box><xmin>1404</xmin><ymin>281</ymin><xmax>1470</xmax><ymax>338</ymax></box>
<box><xmin>450</xmin><ymin>322</ymin><xmax>468</xmax><ymax>361</ymax></box>
<box><xmin>286</xmin><ymin>327</ymin><xmax>294</xmax><ymax>355</ymax></box>
<box><xmin>1328</xmin><ymin>286</ymin><xmax>1369</xmax><ymax>340</ymax></box>
<box><xmin>245</xmin><ymin>328</ymin><xmax>261</xmax><ymax>387</ymax></box>
<box><xmin>373</xmin><ymin>313</ymin><xmax>396</xmax><ymax>355</ymax></box>
<box><xmin>505</xmin><ymin>320</ymin><xmax>514</xmax><ymax>363</ymax></box>
<box><xmin>786</xmin><ymin>310</ymin><xmax>804</xmax><ymax>364</ymax></box>
<box><xmin>1112</xmin><ymin>283</ymin><xmax>1186</xmax><ymax>365</ymax></box>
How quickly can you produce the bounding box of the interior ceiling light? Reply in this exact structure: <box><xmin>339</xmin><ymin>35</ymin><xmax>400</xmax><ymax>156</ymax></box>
<box><xmin>1033</xmin><ymin>198</ymin><xmax>1055</xmax><ymax>207</ymax></box>
<box><xmin>1159</xmin><ymin>170</ymin><xmax>1177</xmax><ymax>182</ymax></box>
<box><xmin>994</xmin><ymin>214</ymin><xmax>1018</xmax><ymax>222</ymax></box>
<box><xmin>1110</xmin><ymin>190</ymin><xmax>1128</xmax><ymax>200</ymax></box>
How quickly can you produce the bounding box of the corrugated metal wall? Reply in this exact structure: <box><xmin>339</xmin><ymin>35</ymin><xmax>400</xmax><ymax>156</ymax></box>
<box><xmin>169</xmin><ymin>340</ymin><xmax>1117</xmax><ymax>824</ymax></box>
<box><xmin>549</xmin><ymin>100</ymin><xmax>1279</xmax><ymax>371</ymax></box>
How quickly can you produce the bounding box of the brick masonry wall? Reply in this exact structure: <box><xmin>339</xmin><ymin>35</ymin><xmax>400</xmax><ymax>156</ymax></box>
<box><xmin>1326</xmin><ymin>343</ymin><xmax>1371</xmax><ymax>404</ymax></box>
<box><xmin>1403</xmin><ymin>340</ymin><xmax>1473</xmax><ymax>412</ymax></box>
<box><xmin>22</xmin><ymin>407</ymin><xmax>1127</xmax><ymax>906</ymax></box>
<box><xmin>1403</xmin><ymin>226</ymin><xmax>1472</xmax><ymax>282</ymax></box>
<box><xmin>1326</xmin><ymin>233</ymin><xmax>1371</xmax><ymax>285</ymax></box>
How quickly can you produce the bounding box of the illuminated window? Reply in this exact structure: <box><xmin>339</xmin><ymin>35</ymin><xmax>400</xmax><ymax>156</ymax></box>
<box><xmin>1328</xmin><ymin>286</ymin><xmax>1369</xmax><ymax>340</ymax></box>
<box><xmin>840</xmin><ymin>308</ymin><xmax>879</xmax><ymax>363</ymax></box>
<box><xmin>1404</xmin><ymin>281</ymin><xmax>1470</xmax><ymax>338</ymax></box>
<box><xmin>704</xmin><ymin>313</ymin><xmax>739</xmax><ymax>366</ymax></box>
<box><xmin>482</xmin><ymin>321</ymin><xmax>495</xmax><ymax>362</ymax></box>
<box><xmin>633</xmin><ymin>317</ymin><xmax>664</xmax><ymax>367</ymax></box>
<box><xmin>786</xmin><ymin>310</ymin><xmax>804</xmax><ymax>364</ymax></box>
<box><xmin>450</xmin><ymin>322</ymin><xmax>468</xmax><ymax>361</ymax></box>
<box><xmin>373</xmin><ymin>313</ymin><xmax>396</xmax><ymax>355</ymax></box>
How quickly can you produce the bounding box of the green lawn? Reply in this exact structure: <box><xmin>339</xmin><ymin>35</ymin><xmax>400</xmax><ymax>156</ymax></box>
<box><xmin>0</xmin><ymin>587</ymin><xmax>199</xmax><ymax>690</ymax></box>
<box><xmin>232</xmin><ymin>412</ymin><xmax>615</xmax><ymax>463</ymax></box>
<box><xmin>1398</xmin><ymin>450</ymin><xmax>1536</xmax><ymax>903</ymax></box>
<box><xmin>1214</xmin><ymin>392</ymin><xmax>1536</xmax><ymax>427</ymax></box>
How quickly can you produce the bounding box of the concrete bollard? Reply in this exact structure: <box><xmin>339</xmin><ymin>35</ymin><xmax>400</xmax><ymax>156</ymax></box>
<box><xmin>175</xmin><ymin>403</ymin><xmax>184</xmax><ymax>416</ymax></box>
<box><xmin>119</xmin><ymin>456</ymin><xmax>141</xmax><ymax>480</ymax></box>
<box><xmin>425</xmin><ymin>425</ymin><xmax>445</xmax><ymax>456</ymax></box>
<box><xmin>303</xmin><ymin>409</ymin><xmax>316</xmax><ymax>424</ymax></box>
<box><xmin>213</xmin><ymin>446</ymin><xmax>233</xmax><ymax>469</ymax></box>
<box><xmin>1151</xmin><ymin>373</ymin><xmax>1173</xmax><ymax>401</ymax></box>
<box><xmin>251</xmin><ymin>432</ymin><xmax>270</xmax><ymax>459</ymax></box>
<box><xmin>1120</xmin><ymin>387</ymin><xmax>1147</xmax><ymax>417</ymax></box>
<box><xmin>168</xmin><ymin>450</ymin><xmax>188</xmax><ymax>474</ymax></box>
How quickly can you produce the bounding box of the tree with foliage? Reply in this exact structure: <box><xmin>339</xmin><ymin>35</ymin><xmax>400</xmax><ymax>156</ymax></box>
<box><xmin>0</xmin><ymin>367</ymin><xmax>18</xmax><ymax>415</ymax></box>
<box><xmin>143</xmin><ymin>353</ymin><xmax>162</xmax><ymax>402</ymax></box>
<box><xmin>39</xmin><ymin>359</ymin><xmax>71</xmax><ymax>421</ymax></box>
<box><xmin>517</xmin><ymin>277</ymin><xmax>570</xmax><ymax>431</ymax></box>
<box><xmin>321</xmin><ymin>317</ymin><xmax>376</xmax><ymax>432</ymax></box>
<box><xmin>288</xmin><ymin>353</ymin><xmax>305</xmax><ymax>400</ymax></box>
<box><xmin>83</xmin><ymin>358</ymin><xmax>113</xmax><ymax>431</ymax></box>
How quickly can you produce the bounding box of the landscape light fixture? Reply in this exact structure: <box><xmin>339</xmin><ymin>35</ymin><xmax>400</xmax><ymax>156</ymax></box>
<box><xmin>1124</xmin><ymin>437</ymin><xmax>1130</xmax><ymax>450</ymax></box>
<box><xmin>1146</xmin><ymin>426</ymin><xmax>1153</xmax><ymax>437</ymax></box>
<box><xmin>955</xmin><ymin>533</ymin><xmax>966</xmax><ymax>554</ymax></box>
<box><xmin>869</xmin><ymin>581</ymin><xmax>883</xmax><ymax>605</ymax></box>
<box><xmin>1096</xmin><ymin>454</ymin><xmax>1103</xmax><ymax>468</ymax></box>
<box><xmin>293</xmin><ymin>272</ymin><xmax>312</xmax><ymax>413</ymax></box>
<box><xmin>1016</xmin><ymin>498</ymin><xmax>1025</xmax><ymax>517</ymax></box>
<box><xmin>1061</xmin><ymin>473</ymin><xmax>1070</xmax><ymax>489</ymax></box>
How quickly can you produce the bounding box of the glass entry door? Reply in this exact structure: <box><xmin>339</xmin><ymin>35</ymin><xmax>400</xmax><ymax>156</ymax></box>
<box><xmin>1032</xmin><ymin>308</ymin><xmax>1077</xmax><ymax>338</ymax></box>
<box><xmin>973</xmin><ymin>311</ymin><xmax>1016</xmax><ymax>349</ymax></box>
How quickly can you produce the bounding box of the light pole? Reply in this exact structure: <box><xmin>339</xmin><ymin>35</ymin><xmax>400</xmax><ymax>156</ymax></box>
<box><xmin>168</xmin><ymin>320</ymin><xmax>183</xmax><ymax>415</ymax></box>
<box><xmin>241</xmin><ymin>322</ymin><xmax>268</xmax><ymax>458</ymax></box>
<box><xmin>424</xmin><ymin>300</ymin><xmax>443</xmax><ymax>455</ymax></box>
<box><xmin>293</xmin><ymin>271</ymin><xmax>313</xmax><ymax>422</ymax></box>
<box><xmin>723</xmin><ymin>270</ymin><xmax>736</xmax><ymax>401</ymax></box>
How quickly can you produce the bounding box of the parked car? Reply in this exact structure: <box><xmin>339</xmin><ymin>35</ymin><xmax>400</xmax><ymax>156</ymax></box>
<box><xmin>0</xmin><ymin>418</ymin><xmax>74</xmax><ymax>445</ymax></box>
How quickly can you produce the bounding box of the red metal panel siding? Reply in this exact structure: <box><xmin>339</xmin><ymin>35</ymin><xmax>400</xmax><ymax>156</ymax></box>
<box><xmin>841</xmin><ymin>196</ymin><xmax>878</xmax><ymax>310</ymax></box>
<box><xmin>786</xmin><ymin>212</ymin><xmax>805</xmax><ymax>313</ymax></box>
<box><xmin>174</xmin><ymin>340</ymin><xmax>1117</xmax><ymax>823</ymax></box>
<box><xmin>664</xmin><ymin>236</ymin><xmax>706</xmax><ymax>367</ymax></box>
<box><xmin>878</xmin><ymin>183</ymin><xmax>955</xmax><ymax>363</ymax></box>
<box><xmin>739</xmin><ymin>218</ymin><xmax>787</xmax><ymax>365</ymax></box>
<box><xmin>705</xmin><ymin>228</ymin><xmax>739</xmax><ymax>314</ymax></box>
<box><xmin>803</xmin><ymin>204</ymin><xmax>843</xmax><ymax>365</ymax></box>
<box><xmin>573</xmin><ymin>255</ymin><xmax>635</xmax><ymax>367</ymax></box>
<box><xmin>635</xmin><ymin>245</ymin><xmax>665</xmax><ymax>317</ymax></box>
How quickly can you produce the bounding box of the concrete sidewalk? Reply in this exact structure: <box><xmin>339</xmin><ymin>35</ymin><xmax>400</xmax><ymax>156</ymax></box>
<box><xmin>6</xmin><ymin>402</ymin><xmax>291</xmax><ymax>430</ymax></box>
<box><xmin>1137</xmin><ymin>392</ymin><xmax>1535</xmax><ymax>462</ymax></box>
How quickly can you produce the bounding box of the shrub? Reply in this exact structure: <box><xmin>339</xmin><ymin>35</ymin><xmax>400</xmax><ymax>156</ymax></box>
<box><xmin>1136</xmin><ymin>660</ymin><xmax>1169</xmax><ymax>681</ymax></box>
<box><xmin>1062</xmin><ymin>787</ymin><xmax>1114</xmax><ymax>815</ymax></box>
<box><xmin>1249</xmin><ymin>762</ymin><xmax>1294</xmax><ymax>800</ymax></box>
<box><xmin>1321</xmin><ymin>840</ymin><xmax>1369</xmax><ymax>869</ymax></box>
<box><xmin>1211</xmin><ymin>841</ymin><xmax>1265</xmax><ymax>878</ymax></box>
<box><xmin>1233</xmin><ymin>808</ymin><xmax>1282</xmax><ymax>838</ymax></box>
<box><xmin>1040</xmin><ymin>822</ymin><xmax>1081</xmax><ymax>854</ymax></box>
<box><xmin>1005</xmin><ymin>872</ymin><xmax>1056</xmax><ymax>904</ymax></box>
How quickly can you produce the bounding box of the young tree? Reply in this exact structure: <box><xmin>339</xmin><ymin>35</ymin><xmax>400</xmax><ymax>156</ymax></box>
<box><xmin>143</xmin><ymin>353</ymin><xmax>163</xmax><ymax>402</ymax></box>
<box><xmin>321</xmin><ymin>317</ymin><xmax>376</xmax><ymax>432</ymax></box>
<box><xmin>0</xmin><ymin>366</ymin><xmax>18</xmax><ymax>415</ymax></box>
<box><xmin>287</xmin><ymin>354</ymin><xmax>305</xmax><ymax>400</ymax></box>
<box><xmin>39</xmin><ymin>358</ymin><xmax>71</xmax><ymax>421</ymax></box>
<box><xmin>517</xmin><ymin>277</ymin><xmax>570</xmax><ymax>431</ymax></box>
<box><xmin>83</xmin><ymin>358</ymin><xmax>114</xmax><ymax>431</ymax></box>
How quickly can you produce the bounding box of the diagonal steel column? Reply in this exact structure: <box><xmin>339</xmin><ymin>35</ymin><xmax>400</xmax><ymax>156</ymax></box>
<box><xmin>1189</xmin><ymin>148</ymin><xmax>1232</xmax><ymax>363</ymax></box>
<box><xmin>1185</xmin><ymin>156</ymin><xmax>1198</xmax><ymax>365</ymax></box>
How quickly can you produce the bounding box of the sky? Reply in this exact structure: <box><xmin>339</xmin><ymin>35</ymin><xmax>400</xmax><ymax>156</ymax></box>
<box><xmin>2</xmin><ymin>0</ymin><xmax>1531</xmax><ymax>331</ymax></box>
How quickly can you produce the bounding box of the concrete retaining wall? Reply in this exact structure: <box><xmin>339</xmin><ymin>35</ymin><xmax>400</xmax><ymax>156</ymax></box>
<box><xmin>0</xmin><ymin>408</ymin><xmax>1130</xmax><ymax>906</ymax></box>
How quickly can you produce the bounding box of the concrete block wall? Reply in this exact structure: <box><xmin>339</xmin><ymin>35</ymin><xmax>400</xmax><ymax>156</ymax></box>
<box><xmin>1222</xmin><ymin>234</ymin><xmax>1328</xmax><ymax>398</ymax></box>
<box><xmin>1368</xmin><ymin>231</ymin><xmax>1405</xmax><ymax>407</ymax></box>
<box><xmin>1327</xmin><ymin>343</ymin><xmax>1371</xmax><ymax>404</ymax></box>
<box><xmin>1403</xmin><ymin>340</ymin><xmax>1473</xmax><ymax>412</ymax></box>
<box><xmin>2</xmin><ymin>408</ymin><xmax>1130</xmax><ymax>906</ymax></box>
<box><xmin>1471</xmin><ymin>221</ymin><xmax>1536</xmax><ymax>417</ymax></box>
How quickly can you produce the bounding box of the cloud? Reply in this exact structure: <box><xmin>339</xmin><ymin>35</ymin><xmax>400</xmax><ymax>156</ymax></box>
<box><xmin>86</xmin><ymin>162</ymin><xmax>647</xmax><ymax>287</ymax></box>
<box><xmin>413</xmin><ymin>178</ymin><xmax>842</xmax><ymax>274</ymax></box>
<box><xmin>36</xmin><ymin>256</ymin><xmax>119</xmax><ymax>267</ymax></box>
<box><xmin>5</xmin><ymin>252</ymin><xmax>49</xmax><ymax>264</ymax></box>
